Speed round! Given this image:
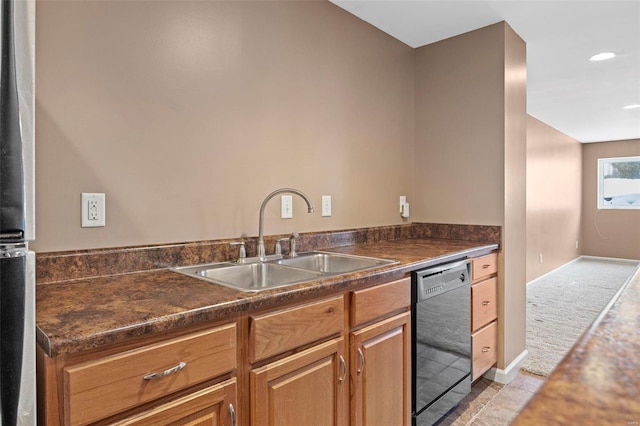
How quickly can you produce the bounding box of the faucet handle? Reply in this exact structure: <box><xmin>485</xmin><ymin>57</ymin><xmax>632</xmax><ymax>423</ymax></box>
<box><xmin>229</xmin><ymin>241</ymin><xmax>246</xmax><ymax>264</ymax></box>
<box><xmin>275</xmin><ymin>237</ymin><xmax>288</xmax><ymax>256</ymax></box>
<box><xmin>289</xmin><ymin>233</ymin><xmax>300</xmax><ymax>257</ymax></box>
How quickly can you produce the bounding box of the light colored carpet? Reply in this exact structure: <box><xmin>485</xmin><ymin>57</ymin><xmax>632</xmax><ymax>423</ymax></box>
<box><xmin>522</xmin><ymin>257</ymin><xmax>639</xmax><ymax>377</ymax></box>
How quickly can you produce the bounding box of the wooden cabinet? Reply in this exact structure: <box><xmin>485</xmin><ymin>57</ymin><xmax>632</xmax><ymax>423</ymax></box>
<box><xmin>40</xmin><ymin>278</ymin><xmax>412</xmax><ymax>426</ymax></box>
<box><xmin>112</xmin><ymin>379</ymin><xmax>237</xmax><ymax>426</ymax></box>
<box><xmin>248</xmin><ymin>278</ymin><xmax>411</xmax><ymax>426</ymax></box>
<box><xmin>250</xmin><ymin>338</ymin><xmax>347</xmax><ymax>426</ymax></box>
<box><xmin>64</xmin><ymin>324</ymin><xmax>237</xmax><ymax>425</ymax></box>
<box><xmin>248</xmin><ymin>295</ymin><xmax>347</xmax><ymax>426</ymax></box>
<box><xmin>470</xmin><ymin>253</ymin><xmax>498</xmax><ymax>380</ymax></box>
<box><xmin>350</xmin><ymin>312</ymin><xmax>411</xmax><ymax>426</ymax></box>
<box><xmin>350</xmin><ymin>278</ymin><xmax>411</xmax><ymax>426</ymax></box>
<box><xmin>40</xmin><ymin>322</ymin><xmax>238</xmax><ymax>426</ymax></box>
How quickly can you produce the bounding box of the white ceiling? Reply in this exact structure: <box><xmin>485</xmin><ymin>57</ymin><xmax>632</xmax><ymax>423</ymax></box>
<box><xmin>330</xmin><ymin>0</ymin><xmax>640</xmax><ymax>143</ymax></box>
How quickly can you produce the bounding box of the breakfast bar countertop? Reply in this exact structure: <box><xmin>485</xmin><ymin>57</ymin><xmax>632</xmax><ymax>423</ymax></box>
<box><xmin>36</xmin><ymin>237</ymin><xmax>498</xmax><ymax>358</ymax></box>
<box><xmin>513</xmin><ymin>264</ymin><xmax>640</xmax><ymax>425</ymax></box>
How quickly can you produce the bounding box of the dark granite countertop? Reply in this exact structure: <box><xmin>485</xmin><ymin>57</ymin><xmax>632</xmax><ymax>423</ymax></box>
<box><xmin>513</xmin><ymin>264</ymin><xmax>640</xmax><ymax>425</ymax></box>
<box><xmin>36</xmin><ymin>238</ymin><xmax>497</xmax><ymax>358</ymax></box>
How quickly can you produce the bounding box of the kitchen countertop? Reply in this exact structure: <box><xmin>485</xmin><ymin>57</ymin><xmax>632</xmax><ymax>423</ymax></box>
<box><xmin>513</xmin><ymin>263</ymin><xmax>640</xmax><ymax>425</ymax></box>
<box><xmin>36</xmin><ymin>238</ymin><xmax>498</xmax><ymax>358</ymax></box>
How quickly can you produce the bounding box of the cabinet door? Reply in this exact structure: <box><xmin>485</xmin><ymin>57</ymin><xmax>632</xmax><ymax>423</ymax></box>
<box><xmin>250</xmin><ymin>337</ymin><xmax>347</xmax><ymax>426</ymax></box>
<box><xmin>112</xmin><ymin>378</ymin><xmax>237</xmax><ymax>426</ymax></box>
<box><xmin>351</xmin><ymin>312</ymin><xmax>411</xmax><ymax>426</ymax></box>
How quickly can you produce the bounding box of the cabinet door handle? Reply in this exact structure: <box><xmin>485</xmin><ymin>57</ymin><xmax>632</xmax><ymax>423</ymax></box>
<box><xmin>482</xmin><ymin>301</ymin><xmax>491</xmax><ymax>306</ymax></box>
<box><xmin>482</xmin><ymin>346</ymin><xmax>491</xmax><ymax>353</ymax></box>
<box><xmin>338</xmin><ymin>355</ymin><xmax>347</xmax><ymax>383</ymax></box>
<box><xmin>357</xmin><ymin>348</ymin><xmax>365</xmax><ymax>375</ymax></box>
<box><xmin>229</xmin><ymin>403</ymin><xmax>236</xmax><ymax>426</ymax></box>
<box><xmin>143</xmin><ymin>361</ymin><xmax>187</xmax><ymax>380</ymax></box>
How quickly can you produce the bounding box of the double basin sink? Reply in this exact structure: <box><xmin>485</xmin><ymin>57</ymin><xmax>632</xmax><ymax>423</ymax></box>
<box><xmin>172</xmin><ymin>251</ymin><xmax>397</xmax><ymax>292</ymax></box>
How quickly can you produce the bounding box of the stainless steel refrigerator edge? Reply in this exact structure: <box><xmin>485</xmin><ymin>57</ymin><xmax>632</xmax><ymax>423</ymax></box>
<box><xmin>0</xmin><ymin>0</ymin><xmax>36</xmax><ymax>424</ymax></box>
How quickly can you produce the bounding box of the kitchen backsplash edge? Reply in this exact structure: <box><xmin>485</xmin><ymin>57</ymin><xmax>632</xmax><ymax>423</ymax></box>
<box><xmin>35</xmin><ymin>223</ymin><xmax>501</xmax><ymax>284</ymax></box>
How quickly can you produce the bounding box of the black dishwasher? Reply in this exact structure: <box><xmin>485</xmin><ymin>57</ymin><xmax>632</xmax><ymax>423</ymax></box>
<box><xmin>411</xmin><ymin>259</ymin><xmax>471</xmax><ymax>425</ymax></box>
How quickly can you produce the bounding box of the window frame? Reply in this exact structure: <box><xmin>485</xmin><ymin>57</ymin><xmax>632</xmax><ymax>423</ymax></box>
<box><xmin>597</xmin><ymin>156</ymin><xmax>640</xmax><ymax>210</ymax></box>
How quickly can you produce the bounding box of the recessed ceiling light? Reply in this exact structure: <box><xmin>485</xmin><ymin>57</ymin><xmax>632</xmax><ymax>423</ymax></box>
<box><xmin>589</xmin><ymin>52</ymin><xmax>616</xmax><ymax>61</ymax></box>
<box><xmin>623</xmin><ymin>104</ymin><xmax>640</xmax><ymax>109</ymax></box>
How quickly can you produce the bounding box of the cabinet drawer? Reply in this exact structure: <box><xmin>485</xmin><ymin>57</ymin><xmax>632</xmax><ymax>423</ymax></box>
<box><xmin>471</xmin><ymin>277</ymin><xmax>498</xmax><ymax>331</ymax></box>
<box><xmin>472</xmin><ymin>253</ymin><xmax>498</xmax><ymax>282</ymax></box>
<box><xmin>472</xmin><ymin>321</ymin><xmax>497</xmax><ymax>380</ymax></box>
<box><xmin>250</xmin><ymin>295</ymin><xmax>344</xmax><ymax>363</ymax></box>
<box><xmin>351</xmin><ymin>278</ymin><xmax>410</xmax><ymax>326</ymax></box>
<box><xmin>64</xmin><ymin>323</ymin><xmax>237</xmax><ymax>426</ymax></box>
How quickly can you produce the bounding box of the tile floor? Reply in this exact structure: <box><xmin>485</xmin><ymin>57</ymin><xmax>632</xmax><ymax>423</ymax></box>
<box><xmin>437</xmin><ymin>370</ymin><xmax>546</xmax><ymax>425</ymax></box>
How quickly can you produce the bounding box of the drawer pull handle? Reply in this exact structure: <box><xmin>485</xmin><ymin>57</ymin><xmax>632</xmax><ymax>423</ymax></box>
<box><xmin>338</xmin><ymin>355</ymin><xmax>347</xmax><ymax>383</ymax></box>
<box><xmin>482</xmin><ymin>346</ymin><xmax>491</xmax><ymax>353</ymax></box>
<box><xmin>357</xmin><ymin>348</ymin><xmax>365</xmax><ymax>375</ymax></box>
<box><xmin>229</xmin><ymin>403</ymin><xmax>236</xmax><ymax>426</ymax></box>
<box><xmin>482</xmin><ymin>264</ymin><xmax>491</xmax><ymax>269</ymax></box>
<box><xmin>143</xmin><ymin>361</ymin><xmax>187</xmax><ymax>380</ymax></box>
<box><xmin>482</xmin><ymin>301</ymin><xmax>491</xmax><ymax>306</ymax></box>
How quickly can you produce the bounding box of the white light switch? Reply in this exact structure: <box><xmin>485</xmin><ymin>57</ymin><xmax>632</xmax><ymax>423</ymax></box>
<box><xmin>322</xmin><ymin>195</ymin><xmax>332</xmax><ymax>217</ymax></box>
<box><xmin>82</xmin><ymin>193</ymin><xmax>105</xmax><ymax>227</ymax></box>
<box><xmin>281</xmin><ymin>195</ymin><xmax>293</xmax><ymax>219</ymax></box>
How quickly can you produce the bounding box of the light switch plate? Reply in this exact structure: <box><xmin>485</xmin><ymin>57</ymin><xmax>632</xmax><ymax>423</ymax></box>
<box><xmin>81</xmin><ymin>193</ymin><xmax>105</xmax><ymax>227</ymax></box>
<box><xmin>281</xmin><ymin>195</ymin><xmax>293</xmax><ymax>219</ymax></box>
<box><xmin>322</xmin><ymin>195</ymin><xmax>332</xmax><ymax>217</ymax></box>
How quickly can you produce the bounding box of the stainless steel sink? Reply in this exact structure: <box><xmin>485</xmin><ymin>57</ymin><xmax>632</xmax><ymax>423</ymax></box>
<box><xmin>275</xmin><ymin>251</ymin><xmax>397</xmax><ymax>274</ymax></box>
<box><xmin>172</xmin><ymin>251</ymin><xmax>397</xmax><ymax>292</ymax></box>
<box><xmin>173</xmin><ymin>262</ymin><xmax>324</xmax><ymax>292</ymax></box>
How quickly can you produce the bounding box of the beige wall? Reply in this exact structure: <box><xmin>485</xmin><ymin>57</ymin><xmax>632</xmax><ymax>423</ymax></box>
<box><xmin>414</xmin><ymin>23</ymin><xmax>527</xmax><ymax>375</ymax></box>
<box><xmin>413</xmin><ymin>25</ymin><xmax>504</xmax><ymax>226</ymax></box>
<box><xmin>581</xmin><ymin>139</ymin><xmax>640</xmax><ymax>259</ymax></box>
<box><xmin>526</xmin><ymin>116</ymin><xmax>582</xmax><ymax>282</ymax></box>
<box><xmin>33</xmin><ymin>1</ymin><xmax>415</xmax><ymax>252</ymax></box>
<box><xmin>502</xmin><ymin>24</ymin><xmax>527</xmax><ymax>371</ymax></box>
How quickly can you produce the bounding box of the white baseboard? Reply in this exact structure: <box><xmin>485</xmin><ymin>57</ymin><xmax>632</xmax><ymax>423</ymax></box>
<box><xmin>482</xmin><ymin>349</ymin><xmax>529</xmax><ymax>384</ymax></box>
<box><xmin>580</xmin><ymin>255</ymin><xmax>640</xmax><ymax>264</ymax></box>
<box><xmin>526</xmin><ymin>257</ymin><xmax>582</xmax><ymax>286</ymax></box>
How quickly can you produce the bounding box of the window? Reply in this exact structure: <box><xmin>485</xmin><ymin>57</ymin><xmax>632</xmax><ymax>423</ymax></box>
<box><xmin>597</xmin><ymin>156</ymin><xmax>640</xmax><ymax>209</ymax></box>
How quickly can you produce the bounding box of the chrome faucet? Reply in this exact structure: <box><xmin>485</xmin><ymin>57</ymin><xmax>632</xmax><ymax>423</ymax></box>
<box><xmin>257</xmin><ymin>188</ymin><xmax>314</xmax><ymax>261</ymax></box>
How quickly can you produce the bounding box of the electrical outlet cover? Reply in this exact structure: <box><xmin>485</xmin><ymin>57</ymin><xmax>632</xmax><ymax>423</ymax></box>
<box><xmin>82</xmin><ymin>193</ymin><xmax>106</xmax><ymax>227</ymax></box>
